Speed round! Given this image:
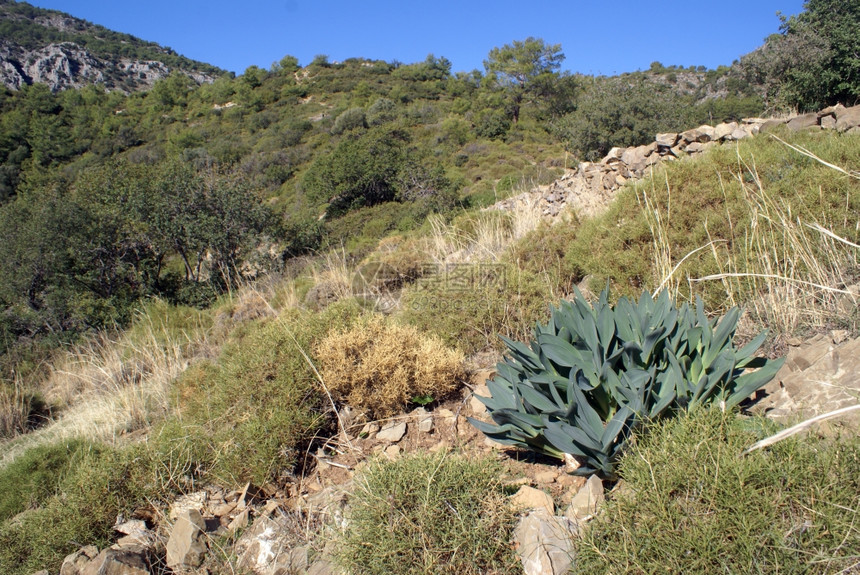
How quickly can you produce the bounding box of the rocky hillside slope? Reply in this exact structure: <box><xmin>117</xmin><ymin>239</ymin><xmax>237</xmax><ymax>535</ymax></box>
<box><xmin>0</xmin><ymin>0</ymin><xmax>223</xmax><ymax>92</ymax></box>
<box><xmin>494</xmin><ymin>103</ymin><xmax>860</xmax><ymax>219</ymax></box>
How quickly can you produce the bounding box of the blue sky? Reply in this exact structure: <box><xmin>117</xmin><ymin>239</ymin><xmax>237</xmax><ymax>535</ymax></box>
<box><xmin>22</xmin><ymin>1</ymin><xmax>805</xmax><ymax>76</ymax></box>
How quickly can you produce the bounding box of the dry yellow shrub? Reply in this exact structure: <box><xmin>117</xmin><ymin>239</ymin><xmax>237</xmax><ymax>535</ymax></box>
<box><xmin>314</xmin><ymin>316</ymin><xmax>465</xmax><ymax>418</ymax></box>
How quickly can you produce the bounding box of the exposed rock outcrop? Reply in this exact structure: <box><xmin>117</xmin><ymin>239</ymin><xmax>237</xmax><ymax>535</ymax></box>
<box><xmin>0</xmin><ymin>39</ymin><xmax>212</xmax><ymax>93</ymax></box>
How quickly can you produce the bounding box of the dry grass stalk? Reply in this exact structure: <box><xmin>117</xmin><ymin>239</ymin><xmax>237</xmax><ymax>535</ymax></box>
<box><xmin>696</xmin><ymin>152</ymin><xmax>857</xmax><ymax>334</ymax></box>
<box><xmin>426</xmin><ymin>196</ymin><xmax>542</xmax><ymax>266</ymax></box>
<box><xmin>1</xmin><ymin>304</ymin><xmax>211</xmax><ymax>467</ymax></box>
<box><xmin>643</xmin><ymin>147</ymin><xmax>857</xmax><ymax>336</ymax></box>
<box><xmin>0</xmin><ymin>377</ymin><xmax>30</xmax><ymax>439</ymax></box>
<box><xmin>308</xmin><ymin>248</ymin><xmax>354</xmax><ymax>301</ymax></box>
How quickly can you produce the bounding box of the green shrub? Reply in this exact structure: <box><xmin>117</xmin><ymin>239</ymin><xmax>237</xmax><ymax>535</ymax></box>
<box><xmin>505</xmin><ymin>219</ymin><xmax>581</xmax><ymax>295</ymax></box>
<box><xmin>172</xmin><ymin>299</ymin><xmax>364</xmax><ymax>484</ymax></box>
<box><xmin>469</xmin><ymin>287</ymin><xmax>784</xmax><ymax>478</ymax></box>
<box><xmin>565</xmin><ymin>131</ymin><xmax>860</xmax><ymax>316</ymax></box>
<box><xmin>330</xmin><ymin>107</ymin><xmax>367</xmax><ymax>135</ymax></box>
<box><xmin>335</xmin><ymin>451</ymin><xmax>519</xmax><ymax>575</ymax></box>
<box><xmin>399</xmin><ymin>264</ymin><xmax>553</xmax><ymax>355</ymax></box>
<box><xmin>0</xmin><ymin>441</ymin><xmax>174</xmax><ymax>575</ymax></box>
<box><xmin>0</xmin><ymin>439</ymin><xmax>94</xmax><ymax>521</ymax></box>
<box><xmin>577</xmin><ymin>408</ymin><xmax>860</xmax><ymax>573</ymax></box>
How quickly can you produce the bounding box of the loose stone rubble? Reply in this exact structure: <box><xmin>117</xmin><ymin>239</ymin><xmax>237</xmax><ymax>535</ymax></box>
<box><xmin>492</xmin><ymin>104</ymin><xmax>860</xmax><ymax>220</ymax></box>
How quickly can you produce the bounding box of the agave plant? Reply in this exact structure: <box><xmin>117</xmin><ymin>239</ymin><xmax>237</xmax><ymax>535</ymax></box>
<box><xmin>468</xmin><ymin>287</ymin><xmax>784</xmax><ymax>479</ymax></box>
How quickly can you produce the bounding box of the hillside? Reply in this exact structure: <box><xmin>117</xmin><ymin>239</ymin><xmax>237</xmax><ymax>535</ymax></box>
<box><xmin>0</xmin><ymin>0</ymin><xmax>224</xmax><ymax>92</ymax></box>
<box><xmin>0</xmin><ymin>2</ymin><xmax>859</xmax><ymax>572</ymax></box>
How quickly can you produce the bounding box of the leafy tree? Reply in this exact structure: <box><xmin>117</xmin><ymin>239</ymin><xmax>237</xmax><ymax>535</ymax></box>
<box><xmin>555</xmin><ymin>75</ymin><xmax>692</xmax><ymax>160</ymax></box>
<box><xmin>739</xmin><ymin>0</ymin><xmax>860</xmax><ymax>110</ymax></box>
<box><xmin>484</xmin><ymin>37</ymin><xmax>565</xmax><ymax>122</ymax></box>
<box><xmin>303</xmin><ymin>127</ymin><xmax>409</xmax><ymax>217</ymax></box>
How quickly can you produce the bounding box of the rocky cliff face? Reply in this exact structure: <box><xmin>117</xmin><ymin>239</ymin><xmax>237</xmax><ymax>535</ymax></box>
<box><xmin>0</xmin><ymin>1</ymin><xmax>220</xmax><ymax>92</ymax></box>
<box><xmin>0</xmin><ymin>39</ymin><xmax>214</xmax><ymax>93</ymax></box>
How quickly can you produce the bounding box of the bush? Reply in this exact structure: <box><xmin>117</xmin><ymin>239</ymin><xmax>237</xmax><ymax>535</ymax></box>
<box><xmin>469</xmin><ymin>287</ymin><xmax>784</xmax><ymax>478</ymax></box>
<box><xmin>314</xmin><ymin>315</ymin><xmax>465</xmax><ymax>418</ymax></box>
<box><xmin>330</xmin><ymin>107</ymin><xmax>367</xmax><ymax>135</ymax></box>
<box><xmin>335</xmin><ymin>451</ymin><xmax>519</xmax><ymax>575</ymax></box>
<box><xmin>399</xmin><ymin>264</ymin><xmax>554</xmax><ymax>355</ymax></box>
<box><xmin>0</xmin><ymin>439</ymin><xmax>94</xmax><ymax>521</ymax></box>
<box><xmin>576</xmin><ymin>408</ymin><xmax>860</xmax><ymax>573</ymax></box>
<box><xmin>0</xmin><ymin>441</ymin><xmax>173</xmax><ymax>575</ymax></box>
<box><xmin>173</xmin><ymin>299</ymin><xmax>364</xmax><ymax>484</ymax></box>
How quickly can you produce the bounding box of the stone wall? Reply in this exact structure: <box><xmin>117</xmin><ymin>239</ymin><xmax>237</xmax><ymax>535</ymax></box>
<box><xmin>494</xmin><ymin>104</ymin><xmax>860</xmax><ymax>219</ymax></box>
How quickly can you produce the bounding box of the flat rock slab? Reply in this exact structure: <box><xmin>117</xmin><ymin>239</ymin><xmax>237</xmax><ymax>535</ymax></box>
<box><xmin>376</xmin><ymin>421</ymin><xmax>407</xmax><ymax>442</ymax></box>
<box><xmin>754</xmin><ymin>335</ymin><xmax>860</xmax><ymax>426</ymax></box>
<box><xmin>513</xmin><ymin>510</ymin><xmax>578</xmax><ymax>575</ymax></box>
<box><xmin>511</xmin><ymin>486</ymin><xmax>554</xmax><ymax>515</ymax></box>
<box><xmin>565</xmin><ymin>474</ymin><xmax>604</xmax><ymax>522</ymax></box>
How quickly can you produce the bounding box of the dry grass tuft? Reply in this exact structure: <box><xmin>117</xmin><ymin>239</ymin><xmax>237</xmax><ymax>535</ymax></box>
<box><xmin>0</xmin><ymin>301</ymin><xmax>211</xmax><ymax>467</ymax></box>
<box><xmin>426</xmin><ymin>194</ymin><xmax>543</xmax><ymax>266</ymax></box>
<box><xmin>0</xmin><ymin>379</ymin><xmax>34</xmax><ymax>439</ymax></box>
<box><xmin>641</xmin><ymin>144</ymin><xmax>858</xmax><ymax>338</ymax></box>
<box><xmin>694</xmin><ymin>151</ymin><xmax>858</xmax><ymax>335</ymax></box>
<box><xmin>315</xmin><ymin>315</ymin><xmax>465</xmax><ymax>418</ymax></box>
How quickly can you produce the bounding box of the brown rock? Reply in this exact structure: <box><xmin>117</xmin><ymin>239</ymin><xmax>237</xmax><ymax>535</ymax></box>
<box><xmin>376</xmin><ymin>421</ymin><xmax>407</xmax><ymax>442</ymax></box>
<box><xmin>114</xmin><ymin>519</ymin><xmax>148</xmax><ymax>537</ymax></box>
<box><xmin>730</xmin><ymin>127</ymin><xmax>751</xmax><ymax>140</ymax></box>
<box><xmin>714</xmin><ymin>121</ymin><xmax>739</xmax><ymax>140</ymax></box>
<box><xmin>787</xmin><ymin>113</ymin><xmax>820</xmax><ymax>131</ymax></box>
<box><xmin>655</xmin><ymin>132</ymin><xmax>679</xmax><ymax>147</ymax></box>
<box><xmin>835</xmin><ymin>104</ymin><xmax>860</xmax><ymax>132</ymax></box>
<box><xmin>601</xmin><ymin>147</ymin><xmax>624</xmax><ymax>163</ymax></box>
<box><xmin>564</xmin><ymin>474</ymin><xmax>604</xmax><ymax>522</ymax></box>
<box><xmin>211</xmin><ymin>501</ymin><xmax>237</xmax><ymax>518</ymax></box>
<box><xmin>236</xmin><ymin>516</ymin><xmax>309</xmax><ymax>575</ymax></box>
<box><xmin>62</xmin><ymin>545</ymin><xmax>100</xmax><ymax>575</ymax></box>
<box><xmin>534</xmin><ymin>469</ymin><xmax>559</xmax><ymax>484</ymax></box>
<box><xmin>165</xmin><ymin>509</ymin><xmax>208</xmax><ymax>571</ymax></box>
<box><xmin>760</xmin><ymin>118</ymin><xmax>786</xmax><ymax>133</ymax></box>
<box><xmin>683</xmin><ymin>125</ymin><xmax>716</xmax><ymax>142</ymax></box>
<box><xmin>755</xmin><ymin>337</ymin><xmax>860</xmax><ymax>423</ymax></box>
<box><xmin>820</xmin><ymin>114</ymin><xmax>837</xmax><ymax>129</ymax></box>
<box><xmin>621</xmin><ymin>145</ymin><xmax>651</xmax><ymax>172</ymax></box>
<box><xmin>168</xmin><ymin>491</ymin><xmax>207</xmax><ymax>521</ymax></box>
<box><xmin>470</xmin><ymin>384</ymin><xmax>490</xmax><ymax>415</ymax></box>
<box><xmin>510</xmin><ymin>486</ymin><xmax>554</xmax><ymax>515</ymax></box>
<box><xmin>227</xmin><ymin>507</ymin><xmax>250</xmax><ymax>532</ymax></box>
<box><xmin>80</xmin><ymin>548</ymin><xmax>151</xmax><ymax>575</ymax></box>
<box><xmin>820</xmin><ymin>103</ymin><xmax>846</xmax><ymax>117</ymax></box>
<box><xmin>513</xmin><ymin>511</ymin><xmax>578</xmax><ymax>575</ymax></box>
<box><xmin>384</xmin><ymin>444</ymin><xmax>402</xmax><ymax>459</ymax></box>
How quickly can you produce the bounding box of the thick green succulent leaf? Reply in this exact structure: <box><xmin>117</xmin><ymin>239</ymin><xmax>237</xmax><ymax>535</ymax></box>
<box><xmin>723</xmin><ymin>355</ymin><xmax>786</xmax><ymax>409</ymax></box>
<box><xmin>537</xmin><ymin>333</ymin><xmax>582</xmax><ymax>368</ymax></box>
<box><xmin>549</xmin><ymin>420</ymin><xmax>602</xmax><ymax>452</ymax></box>
<box><xmin>735</xmin><ymin>329</ymin><xmax>769</xmax><ymax>363</ymax></box>
<box><xmin>518</xmin><ymin>381</ymin><xmax>562</xmax><ymax>413</ymax></box>
<box><xmin>491</xmin><ymin>410</ymin><xmax>545</xmax><ymax>436</ymax></box>
<box><xmin>602</xmin><ymin>406</ymin><xmax>635</xmax><ymax>451</ymax></box>
<box><xmin>468</xmin><ymin>285</ymin><xmax>786</xmax><ymax>481</ymax></box>
<box><xmin>541</xmin><ymin>422</ymin><xmax>591</xmax><ymax>457</ymax></box>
